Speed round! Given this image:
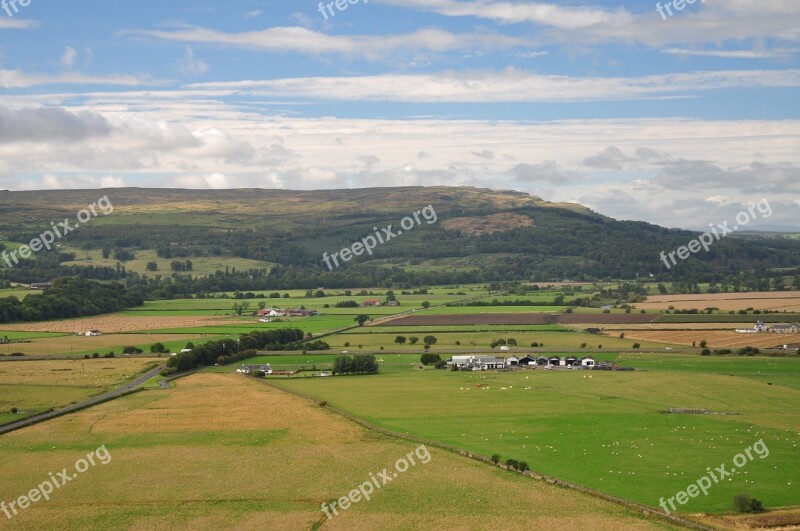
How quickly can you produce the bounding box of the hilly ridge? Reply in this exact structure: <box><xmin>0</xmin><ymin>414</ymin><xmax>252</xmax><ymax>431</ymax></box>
<box><xmin>0</xmin><ymin>186</ymin><xmax>798</xmax><ymax>288</ymax></box>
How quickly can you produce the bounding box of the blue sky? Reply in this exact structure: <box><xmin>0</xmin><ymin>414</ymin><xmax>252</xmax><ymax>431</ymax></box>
<box><xmin>1</xmin><ymin>0</ymin><xmax>799</xmax><ymax>228</ymax></box>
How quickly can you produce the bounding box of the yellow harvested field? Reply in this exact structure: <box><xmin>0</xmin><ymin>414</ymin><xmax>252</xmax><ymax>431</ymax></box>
<box><xmin>0</xmin><ymin>315</ymin><xmax>229</xmax><ymax>334</ymax></box>
<box><xmin>0</xmin><ymin>358</ymin><xmax>157</xmax><ymax>386</ymax></box>
<box><xmin>0</xmin><ymin>374</ymin><xmax>678</xmax><ymax>530</ymax></box>
<box><xmin>639</xmin><ymin>292</ymin><xmax>800</xmax><ymax>312</ymax></box>
<box><xmin>618</xmin><ymin>330</ymin><xmax>797</xmax><ymax>349</ymax></box>
<box><xmin>11</xmin><ymin>333</ymin><xmax>220</xmax><ymax>356</ymax></box>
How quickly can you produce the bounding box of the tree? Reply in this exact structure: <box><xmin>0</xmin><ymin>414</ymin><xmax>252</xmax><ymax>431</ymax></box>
<box><xmin>354</xmin><ymin>314</ymin><xmax>370</xmax><ymax>326</ymax></box>
<box><xmin>409</xmin><ymin>336</ymin><xmax>419</xmax><ymax>345</ymax></box>
<box><xmin>150</xmin><ymin>342</ymin><xmax>167</xmax><ymax>353</ymax></box>
<box><xmin>394</xmin><ymin>335</ymin><xmax>407</xmax><ymax>344</ymax></box>
<box><xmin>420</xmin><ymin>353</ymin><xmax>441</xmax><ymax>365</ymax></box>
<box><xmin>101</xmin><ymin>247</ymin><xmax>111</xmax><ymax>259</ymax></box>
<box><xmin>507</xmin><ymin>338</ymin><xmax>517</xmax><ymax>346</ymax></box>
<box><xmin>734</xmin><ymin>493</ymin><xmax>764</xmax><ymax>513</ymax></box>
<box><xmin>233</xmin><ymin>302</ymin><xmax>251</xmax><ymax>316</ymax></box>
<box><xmin>423</xmin><ymin>335</ymin><xmax>438</xmax><ymax>346</ymax></box>
<box><xmin>505</xmin><ymin>459</ymin><xmax>519</xmax><ymax>470</ymax></box>
<box><xmin>146</xmin><ymin>261</ymin><xmax>158</xmax><ymax>271</ymax></box>
<box><xmin>632</xmin><ymin>343</ymin><xmax>641</xmax><ymax>349</ymax></box>
<box><xmin>491</xmin><ymin>454</ymin><xmax>500</xmax><ymax>464</ymax></box>
<box><xmin>518</xmin><ymin>461</ymin><xmax>530</xmax><ymax>472</ymax></box>
<box><xmin>699</xmin><ymin>340</ymin><xmax>708</xmax><ymax>348</ymax></box>
<box><xmin>421</xmin><ymin>300</ymin><xmax>431</xmax><ymax>309</ymax></box>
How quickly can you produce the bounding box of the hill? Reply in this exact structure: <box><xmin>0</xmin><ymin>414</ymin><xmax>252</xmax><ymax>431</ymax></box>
<box><xmin>0</xmin><ymin>186</ymin><xmax>798</xmax><ymax>289</ymax></box>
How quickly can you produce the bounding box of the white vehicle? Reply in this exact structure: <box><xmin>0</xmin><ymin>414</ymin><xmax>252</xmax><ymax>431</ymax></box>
<box><xmin>500</xmin><ymin>345</ymin><xmax>510</xmax><ymax>351</ymax></box>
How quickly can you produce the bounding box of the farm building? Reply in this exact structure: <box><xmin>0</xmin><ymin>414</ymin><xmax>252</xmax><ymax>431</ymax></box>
<box><xmin>362</xmin><ymin>299</ymin><xmax>383</xmax><ymax>307</ymax></box>
<box><xmin>507</xmin><ymin>356</ymin><xmax>520</xmax><ymax>366</ymax></box>
<box><xmin>29</xmin><ymin>282</ymin><xmax>53</xmax><ymax>290</ymax></box>
<box><xmin>736</xmin><ymin>320</ymin><xmax>768</xmax><ymax>333</ymax></box>
<box><xmin>519</xmin><ymin>355</ymin><xmax>536</xmax><ymax>366</ymax></box>
<box><xmin>84</xmin><ymin>330</ymin><xmax>102</xmax><ymax>337</ymax></box>
<box><xmin>236</xmin><ymin>364</ymin><xmax>273</xmax><ymax>375</ymax></box>
<box><xmin>770</xmin><ymin>324</ymin><xmax>799</xmax><ymax>333</ymax></box>
<box><xmin>447</xmin><ymin>355</ymin><xmax>505</xmax><ymax>370</ymax></box>
<box><xmin>581</xmin><ymin>357</ymin><xmax>596</xmax><ymax>367</ymax></box>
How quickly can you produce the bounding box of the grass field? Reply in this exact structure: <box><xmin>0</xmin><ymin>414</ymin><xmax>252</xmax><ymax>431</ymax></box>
<box><xmin>324</xmin><ymin>329</ymin><xmax>667</xmax><ymax>350</ymax></box>
<box><xmin>59</xmin><ymin>246</ymin><xmax>277</xmax><ymax>276</ymax></box>
<box><xmin>0</xmin><ymin>373</ymin><xmax>681</xmax><ymax>530</ymax></box>
<box><xmin>0</xmin><ymin>358</ymin><xmax>158</xmax><ymax>424</ymax></box>
<box><xmin>273</xmin><ymin>354</ymin><xmax>800</xmax><ymax>515</ymax></box>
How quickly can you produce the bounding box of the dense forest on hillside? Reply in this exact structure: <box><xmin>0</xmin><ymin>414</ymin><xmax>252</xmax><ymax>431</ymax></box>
<box><xmin>1</xmin><ymin>187</ymin><xmax>799</xmax><ymax>293</ymax></box>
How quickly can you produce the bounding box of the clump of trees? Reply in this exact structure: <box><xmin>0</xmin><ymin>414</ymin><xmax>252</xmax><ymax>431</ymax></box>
<box><xmin>733</xmin><ymin>493</ymin><xmax>764</xmax><ymax>514</ymax></box>
<box><xmin>165</xmin><ymin>328</ymin><xmax>310</xmax><ymax>374</ymax></box>
<box><xmin>420</xmin><ymin>353</ymin><xmax>441</xmax><ymax>365</ymax></box>
<box><xmin>0</xmin><ymin>278</ymin><xmax>144</xmax><ymax>323</ymax></box>
<box><xmin>332</xmin><ymin>354</ymin><xmax>379</xmax><ymax>375</ymax></box>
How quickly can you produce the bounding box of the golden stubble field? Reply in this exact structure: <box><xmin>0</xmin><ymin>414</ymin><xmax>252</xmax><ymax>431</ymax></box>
<box><xmin>0</xmin><ymin>373</ymin><xmax>680</xmax><ymax>530</ymax></box>
<box><xmin>6</xmin><ymin>334</ymin><xmax>220</xmax><ymax>357</ymax></box>
<box><xmin>638</xmin><ymin>292</ymin><xmax>800</xmax><ymax>312</ymax></box>
<box><xmin>0</xmin><ymin>315</ymin><xmax>229</xmax><ymax>334</ymax></box>
<box><xmin>0</xmin><ymin>358</ymin><xmax>157</xmax><ymax>387</ymax></box>
<box><xmin>617</xmin><ymin>330</ymin><xmax>797</xmax><ymax>349</ymax></box>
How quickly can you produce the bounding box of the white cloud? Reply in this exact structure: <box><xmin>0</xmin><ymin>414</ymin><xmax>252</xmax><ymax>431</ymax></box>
<box><xmin>123</xmin><ymin>26</ymin><xmax>532</xmax><ymax>60</ymax></box>
<box><xmin>377</xmin><ymin>0</ymin><xmax>800</xmax><ymax>48</ymax></box>
<box><xmin>0</xmin><ymin>18</ymin><xmax>36</xmax><ymax>30</ymax></box>
<box><xmin>187</xmin><ymin>68</ymin><xmax>800</xmax><ymax>103</ymax></box>
<box><xmin>662</xmin><ymin>48</ymin><xmax>800</xmax><ymax>59</ymax></box>
<box><xmin>177</xmin><ymin>47</ymin><xmax>209</xmax><ymax>76</ymax></box>
<box><xmin>60</xmin><ymin>46</ymin><xmax>77</xmax><ymax>69</ymax></box>
<box><xmin>0</xmin><ymin>69</ymin><xmax>152</xmax><ymax>89</ymax></box>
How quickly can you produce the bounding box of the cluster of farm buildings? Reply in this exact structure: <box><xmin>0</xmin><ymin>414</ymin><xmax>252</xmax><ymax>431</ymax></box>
<box><xmin>736</xmin><ymin>321</ymin><xmax>799</xmax><ymax>334</ymax></box>
<box><xmin>256</xmin><ymin>308</ymin><xmax>319</xmax><ymax>318</ymax></box>
<box><xmin>447</xmin><ymin>355</ymin><xmax>597</xmax><ymax>371</ymax></box>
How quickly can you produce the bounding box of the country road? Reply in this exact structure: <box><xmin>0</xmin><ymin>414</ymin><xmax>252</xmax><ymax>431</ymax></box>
<box><xmin>0</xmin><ymin>364</ymin><xmax>165</xmax><ymax>436</ymax></box>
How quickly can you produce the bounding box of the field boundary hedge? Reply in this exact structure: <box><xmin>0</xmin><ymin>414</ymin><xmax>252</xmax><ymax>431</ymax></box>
<box><xmin>262</xmin><ymin>378</ymin><xmax>714</xmax><ymax>531</ymax></box>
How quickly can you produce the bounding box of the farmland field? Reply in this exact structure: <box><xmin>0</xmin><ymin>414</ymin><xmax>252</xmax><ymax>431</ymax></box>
<box><xmin>273</xmin><ymin>355</ymin><xmax>800</xmax><ymax>515</ymax></box>
<box><xmin>0</xmin><ymin>373</ymin><xmax>679</xmax><ymax>530</ymax></box>
<box><xmin>638</xmin><ymin>292</ymin><xmax>800</xmax><ymax>312</ymax></box>
<box><xmin>617</xmin><ymin>330</ymin><xmax>798</xmax><ymax>350</ymax></box>
<box><xmin>0</xmin><ymin>358</ymin><xmax>159</xmax><ymax>424</ymax></box>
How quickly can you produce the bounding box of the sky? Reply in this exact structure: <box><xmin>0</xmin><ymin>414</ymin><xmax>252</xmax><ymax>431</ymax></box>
<box><xmin>0</xmin><ymin>0</ymin><xmax>799</xmax><ymax>229</ymax></box>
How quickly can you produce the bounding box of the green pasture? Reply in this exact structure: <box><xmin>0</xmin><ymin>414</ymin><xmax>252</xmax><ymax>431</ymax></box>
<box><xmin>324</xmin><ymin>329</ymin><xmax>667</xmax><ymax>350</ymax></box>
<box><xmin>138</xmin><ymin>314</ymin><xmax>358</xmax><ymax>336</ymax></box>
<box><xmin>59</xmin><ymin>246</ymin><xmax>276</xmax><ymax>276</ymax></box>
<box><xmin>274</xmin><ymin>355</ymin><xmax>800</xmax><ymax>514</ymax></box>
